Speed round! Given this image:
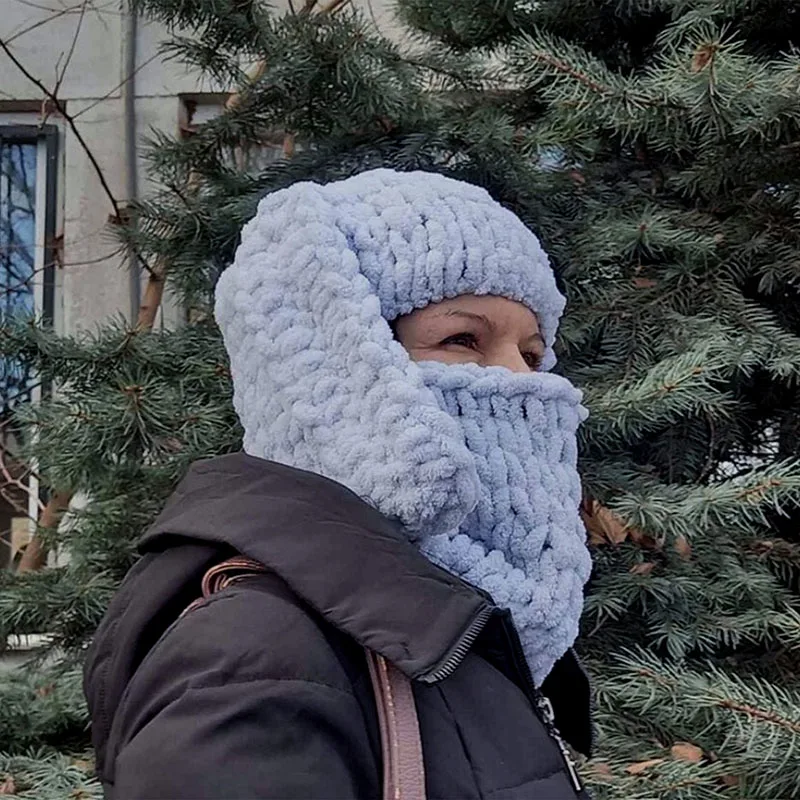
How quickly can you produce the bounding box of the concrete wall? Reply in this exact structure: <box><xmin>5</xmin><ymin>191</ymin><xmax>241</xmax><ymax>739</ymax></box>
<box><xmin>1</xmin><ymin>0</ymin><xmax>399</xmax><ymax>337</ymax></box>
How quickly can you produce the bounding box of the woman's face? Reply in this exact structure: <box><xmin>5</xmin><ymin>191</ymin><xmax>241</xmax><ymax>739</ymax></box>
<box><xmin>394</xmin><ymin>294</ymin><xmax>545</xmax><ymax>373</ymax></box>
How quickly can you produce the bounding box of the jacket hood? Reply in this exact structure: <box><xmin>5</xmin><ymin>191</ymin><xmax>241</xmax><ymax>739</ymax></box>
<box><xmin>84</xmin><ymin>452</ymin><xmax>493</xmax><ymax>779</ymax></box>
<box><xmin>84</xmin><ymin>452</ymin><xmax>592</xmax><ymax>780</ymax></box>
<box><xmin>142</xmin><ymin>451</ymin><xmax>492</xmax><ymax>675</ymax></box>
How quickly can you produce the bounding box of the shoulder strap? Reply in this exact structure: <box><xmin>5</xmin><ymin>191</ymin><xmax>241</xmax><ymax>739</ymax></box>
<box><xmin>366</xmin><ymin>650</ymin><xmax>427</xmax><ymax>800</ymax></box>
<box><xmin>183</xmin><ymin>556</ymin><xmax>427</xmax><ymax>800</ymax></box>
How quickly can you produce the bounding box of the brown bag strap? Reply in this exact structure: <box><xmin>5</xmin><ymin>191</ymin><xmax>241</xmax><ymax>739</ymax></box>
<box><xmin>182</xmin><ymin>557</ymin><xmax>427</xmax><ymax>800</ymax></box>
<box><xmin>366</xmin><ymin>649</ymin><xmax>427</xmax><ymax>800</ymax></box>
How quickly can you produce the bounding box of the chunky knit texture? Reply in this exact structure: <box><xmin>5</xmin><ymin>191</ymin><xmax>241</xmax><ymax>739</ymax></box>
<box><xmin>214</xmin><ymin>168</ymin><xmax>590</xmax><ymax>682</ymax></box>
<box><xmin>417</xmin><ymin>361</ymin><xmax>591</xmax><ymax>682</ymax></box>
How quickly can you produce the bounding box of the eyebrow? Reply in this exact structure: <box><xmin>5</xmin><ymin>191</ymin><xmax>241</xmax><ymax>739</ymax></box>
<box><xmin>440</xmin><ymin>309</ymin><xmax>545</xmax><ymax>348</ymax></box>
<box><xmin>442</xmin><ymin>309</ymin><xmax>497</xmax><ymax>331</ymax></box>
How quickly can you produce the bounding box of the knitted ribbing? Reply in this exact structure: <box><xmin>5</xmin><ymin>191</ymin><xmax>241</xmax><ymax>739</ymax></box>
<box><xmin>417</xmin><ymin>361</ymin><xmax>591</xmax><ymax>684</ymax></box>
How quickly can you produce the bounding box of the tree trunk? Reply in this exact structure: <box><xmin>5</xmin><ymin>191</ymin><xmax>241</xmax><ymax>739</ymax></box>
<box><xmin>16</xmin><ymin>491</ymin><xmax>71</xmax><ymax>572</ymax></box>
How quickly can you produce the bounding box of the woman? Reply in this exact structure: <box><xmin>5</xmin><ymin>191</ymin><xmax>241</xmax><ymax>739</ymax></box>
<box><xmin>84</xmin><ymin>169</ymin><xmax>594</xmax><ymax>799</ymax></box>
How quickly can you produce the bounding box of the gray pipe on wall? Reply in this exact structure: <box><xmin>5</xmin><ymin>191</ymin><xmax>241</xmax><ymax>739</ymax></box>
<box><xmin>121</xmin><ymin>1</ymin><xmax>140</xmax><ymax>325</ymax></box>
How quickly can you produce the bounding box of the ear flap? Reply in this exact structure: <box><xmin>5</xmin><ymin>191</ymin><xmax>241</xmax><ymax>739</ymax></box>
<box><xmin>215</xmin><ymin>182</ymin><xmax>479</xmax><ymax>536</ymax></box>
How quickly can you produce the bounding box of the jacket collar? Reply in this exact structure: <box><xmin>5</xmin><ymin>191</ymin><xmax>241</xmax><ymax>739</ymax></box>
<box><xmin>141</xmin><ymin>452</ymin><xmax>492</xmax><ymax>682</ymax></box>
<box><xmin>141</xmin><ymin>452</ymin><xmax>593</xmax><ymax>756</ymax></box>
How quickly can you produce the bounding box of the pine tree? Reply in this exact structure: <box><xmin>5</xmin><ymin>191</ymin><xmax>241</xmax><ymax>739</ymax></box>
<box><xmin>0</xmin><ymin>1</ymin><xmax>474</xmax><ymax>794</ymax></box>
<box><xmin>1</xmin><ymin>1</ymin><xmax>799</xmax><ymax>798</ymax></box>
<box><xmin>391</xmin><ymin>0</ymin><xmax>800</xmax><ymax>795</ymax></box>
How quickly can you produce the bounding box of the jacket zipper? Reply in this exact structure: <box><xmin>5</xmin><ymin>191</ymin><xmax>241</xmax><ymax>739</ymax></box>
<box><xmin>416</xmin><ymin>601</ymin><xmax>585</xmax><ymax>796</ymax></box>
<box><xmin>536</xmin><ymin>694</ymin><xmax>585</xmax><ymax>795</ymax></box>
<box><xmin>497</xmin><ymin>611</ymin><xmax>585</xmax><ymax>796</ymax></box>
<box><xmin>418</xmin><ymin>604</ymin><xmax>494</xmax><ymax>683</ymax></box>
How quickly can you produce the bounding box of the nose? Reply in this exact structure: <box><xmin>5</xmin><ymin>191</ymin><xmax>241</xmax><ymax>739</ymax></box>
<box><xmin>488</xmin><ymin>344</ymin><xmax>531</xmax><ymax>374</ymax></box>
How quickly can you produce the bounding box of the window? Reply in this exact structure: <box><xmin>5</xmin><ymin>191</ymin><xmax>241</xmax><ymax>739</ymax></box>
<box><xmin>181</xmin><ymin>95</ymin><xmax>289</xmax><ymax>172</ymax></box>
<box><xmin>1</xmin><ymin>125</ymin><xmax>57</xmax><ymax>408</ymax></box>
<box><xmin>0</xmin><ymin>124</ymin><xmax>58</xmax><ymax>569</ymax></box>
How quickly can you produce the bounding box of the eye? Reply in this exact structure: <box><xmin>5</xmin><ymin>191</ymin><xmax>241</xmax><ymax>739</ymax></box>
<box><xmin>522</xmin><ymin>351</ymin><xmax>542</xmax><ymax>370</ymax></box>
<box><xmin>441</xmin><ymin>332</ymin><xmax>479</xmax><ymax>350</ymax></box>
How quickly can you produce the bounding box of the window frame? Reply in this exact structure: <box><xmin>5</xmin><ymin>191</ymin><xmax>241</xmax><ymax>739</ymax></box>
<box><xmin>0</xmin><ymin>123</ymin><xmax>59</xmax><ymax>568</ymax></box>
<box><xmin>0</xmin><ymin>124</ymin><xmax>59</xmax><ymax>330</ymax></box>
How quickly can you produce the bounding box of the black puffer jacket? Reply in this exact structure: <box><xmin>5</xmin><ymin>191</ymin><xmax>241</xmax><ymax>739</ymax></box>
<box><xmin>84</xmin><ymin>453</ymin><xmax>593</xmax><ymax>799</ymax></box>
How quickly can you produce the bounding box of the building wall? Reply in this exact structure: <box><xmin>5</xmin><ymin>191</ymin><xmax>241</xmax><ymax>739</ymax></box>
<box><xmin>1</xmin><ymin>0</ymin><xmax>401</xmax><ymax>568</ymax></box>
<box><xmin>1</xmin><ymin>0</ymin><xmax>399</xmax><ymax>337</ymax></box>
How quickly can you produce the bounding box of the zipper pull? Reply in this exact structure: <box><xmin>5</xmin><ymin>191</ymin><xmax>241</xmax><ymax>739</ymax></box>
<box><xmin>537</xmin><ymin>696</ymin><xmax>584</xmax><ymax>795</ymax></box>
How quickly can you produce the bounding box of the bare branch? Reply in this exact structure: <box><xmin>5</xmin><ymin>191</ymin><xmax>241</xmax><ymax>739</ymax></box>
<box><xmin>5</xmin><ymin>2</ymin><xmax>87</xmax><ymax>47</ymax></box>
<box><xmin>12</xmin><ymin>0</ymin><xmax>83</xmax><ymax>12</ymax></box>
<box><xmin>72</xmin><ymin>52</ymin><xmax>160</xmax><ymax>120</ymax></box>
<box><xmin>0</xmin><ymin>263</ymin><xmax>52</xmax><ymax>296</ymax></box>
<box><xmin>53</xmin><ymin>0</ymin><xmax>88</xmax><ymax>99</ymax></box>
<box><xmin>61</xmin><ymin>245</ymin><xmax>126</xmax><ymax>266</ymax></box>
<box><xmin>14</xmin><ymin>53</ymin><xmax>277</xmax><ymax>570</ymax></box>
<box><xmin>0</xmin><ymin>238</ymin><xmax>121</xmax><ymax>267</ymax></box>
<box><xmin>0</xmin><ymin>37</ymin><xmax>160</xmax><ymax>280</ymax></box>
<box><xmin>0</xmin><ymin>383</ymin><xmax>44</xmax><ymax>408</ymax></box>
<box><xmin>0</xmin><ymin>437</ymin><xmax>44</xmax><ymax>515</ymax></box>
<box><xmin>320</xmin><ymin>0</ymin><xmax>350</xmax><ymax>13</ymax></box>
<box><xmin>0</xmin><ymin>36</ymin><xmax>123</xmax><ymax>221</ymax></box>
<box><xmin>16</xmin><ymin>490</ymin><xmax>70</xmax><ymax>571</ymax></box>
<box><xmin>11</xmin><ymin>0</ymin><xmax>119</xmax><ymax>12</ymax></box>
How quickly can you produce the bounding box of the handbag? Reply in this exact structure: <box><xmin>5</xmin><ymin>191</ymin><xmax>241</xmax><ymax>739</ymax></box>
<box><xmin>181</xmin><ymin>556</ymin><xmax>427</xmax><ymax>800</ymax></box>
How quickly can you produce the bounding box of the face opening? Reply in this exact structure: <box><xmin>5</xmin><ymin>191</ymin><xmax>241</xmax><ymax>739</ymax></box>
<box><xmin>390</xmin><ymin>295</ymin><xmax>545</xmax><ymax>374</ymax></box>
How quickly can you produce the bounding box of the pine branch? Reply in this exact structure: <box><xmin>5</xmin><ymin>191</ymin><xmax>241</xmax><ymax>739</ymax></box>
<box><xmin>15</xmin><ymin>50</ymin><xmax>270</xmax><ymax>570</ymax></box>
<box><xmin>0</xmin><ymin>751</ymin><xmax>100</xmax><ymax>799</ymax></box>
<box><xmin>0</xmin><ymin>37</ymin><xmax>124</xmax><ymax>226</ymax></box>
<box><xmin>4</xmin><ymin>2</ymin><xmax>799</xmax><ymax>793</ymax></box>
<box><xmin>716</xmin><ymin>698</ymin><xmax>800</xmax><ymax>735</ymax></box>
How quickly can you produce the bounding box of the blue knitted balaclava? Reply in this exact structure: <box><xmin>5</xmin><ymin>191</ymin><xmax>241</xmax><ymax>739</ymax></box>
<box><xmin>214</xmin><ymin>168</ymin><xmax>591</xmax><ymax>684</ymax></box>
